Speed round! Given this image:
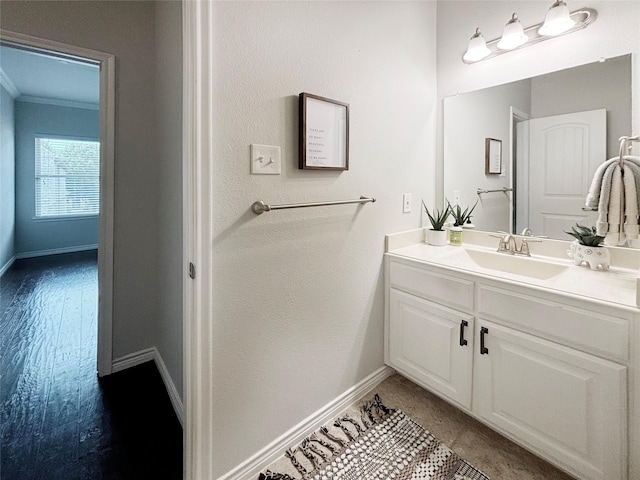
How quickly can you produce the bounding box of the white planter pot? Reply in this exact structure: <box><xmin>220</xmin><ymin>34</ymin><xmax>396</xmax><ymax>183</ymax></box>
<box><xmin>567</xmin><ymin>240</ymin><xmax>610</xmax><ymax>270</ymax></box>
<box><xmin>426</xmin><ymin>229</ymin><xmax>448</xmax><ymax>246</ymax></box>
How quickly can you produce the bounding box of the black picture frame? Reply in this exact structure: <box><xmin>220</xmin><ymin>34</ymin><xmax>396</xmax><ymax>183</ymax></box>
<box><xmin>485</xmin><ymin>138</ymin><xmax>502</xmax><ymax>174</ymax></box>
<box><xmin>299</xmin><ymin>92</ymin><xmax>349</xmax><ymax>170</ymax></box>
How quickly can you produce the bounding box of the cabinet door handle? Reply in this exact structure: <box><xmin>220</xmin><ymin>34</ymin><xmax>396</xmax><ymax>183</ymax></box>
<box><xmin>480</xmin><ymin>326</ymin><xmax>489</xmax><ymax>355</ymax></box>
<box><xmin>459</xmin><ymin>320</ymin><xmax>468</xmax><ymax>346</ymax></box>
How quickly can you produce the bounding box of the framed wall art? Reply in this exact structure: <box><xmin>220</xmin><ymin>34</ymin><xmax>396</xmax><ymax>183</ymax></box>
<box><xmin>485</xmin><ymin>138</ymin><xmax>502</xmax><ymax>175</ymax></box>
<box><xmin>299</xmin><ymin>92</ymin><xmax>349</xmax><ymax>170</ymax></box>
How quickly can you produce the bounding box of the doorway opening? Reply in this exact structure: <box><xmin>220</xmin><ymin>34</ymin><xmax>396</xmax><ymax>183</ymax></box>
<box><xmin>0</xmin><ymin>30</ymin><xmax>115</xmax><ymax>376</ymax></box>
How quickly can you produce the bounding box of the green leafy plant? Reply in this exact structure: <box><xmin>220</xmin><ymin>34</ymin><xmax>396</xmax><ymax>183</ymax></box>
<box><xmin>422</xmin><ymin>200</ymin><xmax>450</xmax><ymax>231</ymax></box>
<box><xmin>447</xmin><ymin>200</ymin><xmax>478</xmax><ymax>227</ymax></box>
<box><xmin>565</xmin><ymin>224</ymin><xmax>605</xmax><ymax>247</ymax></box>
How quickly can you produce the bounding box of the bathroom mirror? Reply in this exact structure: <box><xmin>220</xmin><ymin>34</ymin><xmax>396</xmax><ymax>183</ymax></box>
<box><xmin>444</xmin><ymin>54</ymin><xmax>633</xmax><ymax>240</ymax></box>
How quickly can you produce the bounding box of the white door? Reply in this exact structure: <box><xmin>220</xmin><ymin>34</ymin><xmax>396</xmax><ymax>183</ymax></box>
<box><xmin>473</xmin><ymin>320</ymin><xmax>626</xmax><ymax>480</ymax></box>
<box><xmin>388</xmin><ymin>289</ymin><xmax>474</xmax><ymax>409</ymax></box>
<box><xmin>528</xmin><ymin>109</ymin><xmax>606</xmax><ymax>238</ymax></box>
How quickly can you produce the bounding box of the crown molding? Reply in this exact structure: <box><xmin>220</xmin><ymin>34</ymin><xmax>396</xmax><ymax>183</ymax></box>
<box><xmin>0</xmin><ymin>66</ymin><xmax>20</xmax><ymax>98</ymax></box>
<box><xmin>16</xmin><ymin>95</ymin><xmax>99</xmax><ymax>110</ymax></box>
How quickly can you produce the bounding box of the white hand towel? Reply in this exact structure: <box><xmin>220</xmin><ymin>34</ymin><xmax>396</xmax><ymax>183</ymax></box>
<box><xmin>623</xmin><ymin>161</ymin><xmax>640</xmax><ymax>213</ymax></box>
<box><xmin>587</xmin><ymin>156</ymin><xmax>640</xmax><ymax>209</ymax></box>
<box><xmin>624</xmin><ymin>168</ymin><xmax>639</xmax><ymax>239</ymax></box>
<box><xmin>596</xmin><ymin>163</ymin><xmax>617</xmax><ymax>233</ymax></box>
<box><xmin>604</xmin><ymin>166</ymin><xmax>625</xmax><ymax>245</ymax></box>
<box><xmin>586</xmin><ymin>158</ymin><xmax>618</xmax><ymax>208</ymax></box>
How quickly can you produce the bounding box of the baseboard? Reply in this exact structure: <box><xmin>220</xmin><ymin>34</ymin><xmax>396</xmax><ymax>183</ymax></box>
<box><xmin>153</xmin><ymin>349</ymin><xmax>185</xmax><ymax>427</ymax></box>
<box><xmin>218</xmin><ymin>365</ymin><xmax>396</xmax><ymax>480</ymax></box>
<box><xmin>112</xmin><ymin>348</ymin><xmax>156</xmax><ymax>372</ymax></box>
<box><xmin>15</xmin><ymin>244</ymin><xmax>98</xmax><ymax>259</ymax></box>
<box><xmin>0</xmin><ymin>255</ymin><xmax>16</xmax><ymax>277</ymax></box>
<box><xmin>112</xmin><ymin>347</ymin><xmax>184</xmax><ymax>427</ymax></box>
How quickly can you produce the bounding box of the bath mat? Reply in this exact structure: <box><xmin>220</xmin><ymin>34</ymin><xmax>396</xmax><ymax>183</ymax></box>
<box><xmin>258</xmin><ymin>394</ymin><xmax>489</xmax><ymax>480</ymax></box>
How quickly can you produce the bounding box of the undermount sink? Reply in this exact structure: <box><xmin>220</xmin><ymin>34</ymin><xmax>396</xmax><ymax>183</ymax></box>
<box><xmin>456</xmin><ymin>248</ymin><xmax>569</xmax><ymax>280</ymax></box>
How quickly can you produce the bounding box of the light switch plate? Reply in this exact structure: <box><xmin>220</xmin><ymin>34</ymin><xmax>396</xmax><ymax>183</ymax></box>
<box><xmin>251</xmin><ymin>144</ymin><xmax>281</xmax><ymax>175</ymax></box>
<box><xmin>403</xmin><ymin>193</ymin><xmax>411</xmax><ymax>213</ymax></box>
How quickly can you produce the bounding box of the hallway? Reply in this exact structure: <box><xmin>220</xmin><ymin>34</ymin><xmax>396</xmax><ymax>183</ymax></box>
<box><xmin>0</xmin><ymin>252</ymin><xmax>182</xmax><ymax>479</ymax></box>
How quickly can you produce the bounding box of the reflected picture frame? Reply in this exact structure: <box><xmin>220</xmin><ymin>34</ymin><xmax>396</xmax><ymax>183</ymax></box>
<box><xmin>299</xmin><ymin>92</ymin><xmax>349</xmax><ymax>170</ymax></box>
<box><xmin>485</xmin><ymin>138</ymin><xmax>502</xmax><ymax>174</ymax></box>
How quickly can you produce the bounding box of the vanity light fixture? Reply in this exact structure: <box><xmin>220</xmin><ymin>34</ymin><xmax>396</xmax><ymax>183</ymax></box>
<box><xmin>463</xmin><ymin>3</ymin><xmax>597</xmax><ymax>64</ymax></box>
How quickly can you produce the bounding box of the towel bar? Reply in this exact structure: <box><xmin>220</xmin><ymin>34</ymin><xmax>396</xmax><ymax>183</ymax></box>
<box><xmin>252</xmin><ymin>195</ymin><xmax>376</xmax><ymax>214</ymax></box>
<box><xmin>476</xmin><ymin>187</ymin><xmax>513</xmax><ymax>195</ymax></box>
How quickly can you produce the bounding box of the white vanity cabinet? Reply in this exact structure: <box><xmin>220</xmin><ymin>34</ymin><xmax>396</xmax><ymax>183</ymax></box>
<box><xmin>388</xmin><ymin>289</ymin><xmax>474</xmax><ymax>409</ymax></box>
<box><xmin>385</xmin><ymin>254</ymin><xmax>632</xmax><ymax>480</ymax></box>
<box><xmin>474</xmin><ymin>320</ymin><xmax>626</xmax><ymax>480</ymax></box>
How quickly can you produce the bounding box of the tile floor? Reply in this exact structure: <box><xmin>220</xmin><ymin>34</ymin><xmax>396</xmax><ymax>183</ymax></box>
<box><xmin>265</xmin><ymin>373</ymin><xmax>576</xmax><ymax>479</ymax></box>
<box><xmin>374</xmin><ymin>374</ymin><xmax>576</xmax><ymax>480</ymax></box>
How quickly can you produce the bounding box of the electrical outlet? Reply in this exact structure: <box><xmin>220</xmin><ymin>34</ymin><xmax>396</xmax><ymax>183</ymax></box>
<box><xmin>403</xmin><ymin>193</ymin><xmax>411</xmax><ymax>213</ymax></box>
<box><xmin>251</xmin><ymin>144</ymin><xmax>281</xmax><ymax>175</ymax></box>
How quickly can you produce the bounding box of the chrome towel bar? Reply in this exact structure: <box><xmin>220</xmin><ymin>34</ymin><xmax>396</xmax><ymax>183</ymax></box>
<box><xmin>252</xmin><ymin>195</ymin><xmax>376</xmax><ymax>214</ymax></box>
<box><xmin>476</xmin><ymin>187</ymin><xmax>513</xmax><ymax>195</ymax></box>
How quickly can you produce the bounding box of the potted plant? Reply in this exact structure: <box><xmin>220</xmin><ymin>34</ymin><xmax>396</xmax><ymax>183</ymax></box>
<box><xmin>565</xmin><ymin>224</ymin><xmax>610</xmax><ymax>270</ymax></box>
<box><xmin>446</xmin><ymin>200</ymin><xmax>478</xmax><ymax>246</ymax></box>
<box><xmin>422</xmin><ymin>200</ymin><xmax>450</xmax><ymax>246</ymax></box>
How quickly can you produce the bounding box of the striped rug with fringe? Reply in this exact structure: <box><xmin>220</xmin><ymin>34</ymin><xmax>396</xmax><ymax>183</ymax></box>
<box><xmin>259</xmin><ymin>394</ymin><xmax>489</xmax><ymax>480</ymax></box>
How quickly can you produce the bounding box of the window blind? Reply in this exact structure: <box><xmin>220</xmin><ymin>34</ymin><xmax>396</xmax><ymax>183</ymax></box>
<box><xmin>35</xmin><ymin>137</ymin><xmax>100</xmax><ymax>218</ymax></box>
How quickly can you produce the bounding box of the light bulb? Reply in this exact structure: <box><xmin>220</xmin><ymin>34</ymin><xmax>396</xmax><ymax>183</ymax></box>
<box><xmin>497</xmin><ymin>13</ymin><xmax>529</xmax><ymax>50</ymax></box>
<box><xmin>463</xmin><ymin>28</ymin><xmax>491</xmax><ymax>63</ymax></box>
<box><xmin>539</xmin><ymin>0</ymin><xmax>576</xmax><ymax>36</ymax></box>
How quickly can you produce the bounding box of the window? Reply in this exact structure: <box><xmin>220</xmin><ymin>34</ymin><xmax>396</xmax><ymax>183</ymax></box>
<box><xmin>35</xmin><ymin>137</ymin><xmax>100</xmax><ymax>218</ymax></box>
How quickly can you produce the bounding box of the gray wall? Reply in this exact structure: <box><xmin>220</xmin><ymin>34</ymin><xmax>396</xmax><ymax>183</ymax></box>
<box><xmin>154</xmin><ymin>0</ymin><xmax>183</xmax><ymax>401</ymax></box>
<box><xmin>0</xmin><ymin>84</ymin><xmax>15</xmax><ymax>273</ymax></box>
<box><xmin>14</xmin><ymin>101</ymin><xmax>99</xmax><ymax>256</ymax></box>
<box><xmin>1</xmin><ymin>1</ymin><xmax>162</xmax><ymax>362</ymax></box>
<box><xmin>531</xmin><ymin>54</ymin><xmax>632</xmax><ymax>159</ymax></box>
<box><xmin>444</xmin><ymin>79</ymin><xmax>531</xmax><ymax>233</ymax></box>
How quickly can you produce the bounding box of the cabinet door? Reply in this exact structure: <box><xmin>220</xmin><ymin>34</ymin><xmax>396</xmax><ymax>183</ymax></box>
<box><xmin>473</xmin><ymin>320</ymin><xmax>627</xmax><ymax>480</ymax></box>
<box><xmin>388</xmin><ymin>289</ymin><xmax>473</xmax><ymax>409</ymax></box>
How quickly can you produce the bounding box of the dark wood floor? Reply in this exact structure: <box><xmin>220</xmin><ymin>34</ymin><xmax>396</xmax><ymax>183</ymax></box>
<box><xmin>1</xmin><ymin>251</ymin><xmax>182</xmax><ymax>479</ymax></box>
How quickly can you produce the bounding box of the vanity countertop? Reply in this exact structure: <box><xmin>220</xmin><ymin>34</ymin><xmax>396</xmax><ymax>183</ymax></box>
<box><xmin>386</xmin><ymin>229</ymin><xmax>640</xmax><ymax>310</ymax></box>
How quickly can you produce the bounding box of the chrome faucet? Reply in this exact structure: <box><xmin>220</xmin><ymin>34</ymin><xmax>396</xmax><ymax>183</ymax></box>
<box><xmin>491</xmin><ymin>231</ymin><xmax>542</xmax><ymax>256</ymax></box>
<box><xmin>517</xmin><ymin>236</ymin><xmax>542</xmax><ymax>256</ymax></box>
<box><xmin>497</xmin><ymin>234</ymin><xmax>518</xmax><ymax>254</ymax></box>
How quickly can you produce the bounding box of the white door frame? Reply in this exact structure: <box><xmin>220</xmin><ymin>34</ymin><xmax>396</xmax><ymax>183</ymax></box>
<box><xmin>0</xmin><ymin>30</ymin><xmax>116</xmax><ymax>377</ymax></box>
<box><xmin>183</xmin><ymin>1</ymin><xmax>215</xmax><ymax>478</ymax></box>
<box><xmin>510</xmin><ymin>106</ymin><xmax>530</xmax><ymax>234</ymax></box>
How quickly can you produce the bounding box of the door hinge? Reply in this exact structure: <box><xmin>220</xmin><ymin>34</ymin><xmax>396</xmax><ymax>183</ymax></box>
<box><xmin>188</xmin><ymin>262</ymin><xmax>196</xmax><ymax>279</ymax></box>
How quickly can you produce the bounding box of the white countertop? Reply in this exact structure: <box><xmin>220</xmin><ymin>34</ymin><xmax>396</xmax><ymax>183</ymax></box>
<box><xmin>386</xmin><ymin>230</ymin><xmax>640</xmax><ymax>310</ymax></box>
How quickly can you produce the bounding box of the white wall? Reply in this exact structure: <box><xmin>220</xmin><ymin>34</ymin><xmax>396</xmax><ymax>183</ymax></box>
<box><xmin>0</xmin><ymin>84</ymin><xmax>15</xmax><ymax>273</ymax></box>
<box><xmin>436</xmin><ymin>0</ymin><xmax>640</xmax><ymax>203</ymax></box>
<box><xmin>209</xmin><ymin>2</ymin><xmax>436</xmax><ymax>476</ymax></box>
<box><xmin>154</xmin><ymin>0</ymin><xmax>183</xmax><ymax>401</ymax></box>
<box><xmin>1</xmin><ymin>1</ymin><xmax>160</xmax><ymax>361</ymax></box>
